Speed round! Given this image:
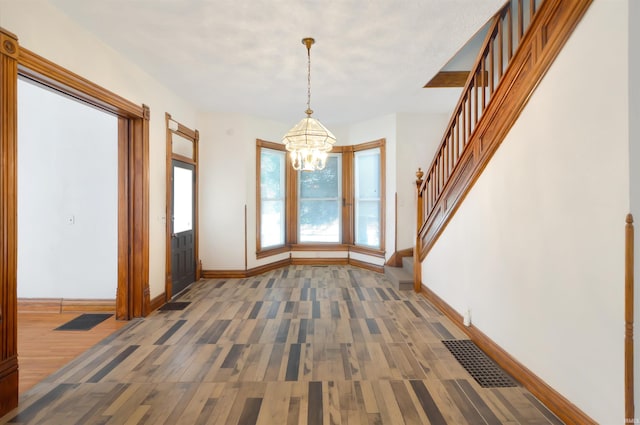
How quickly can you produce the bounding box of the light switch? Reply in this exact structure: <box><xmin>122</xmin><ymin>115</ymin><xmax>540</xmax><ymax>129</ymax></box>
<box><xmin>67</xmin><ymin>215</ymin><xmax>75</xmax><ymax>225</ymax></box>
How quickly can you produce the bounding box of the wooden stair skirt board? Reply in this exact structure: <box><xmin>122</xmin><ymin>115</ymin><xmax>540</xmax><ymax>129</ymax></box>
<box><xmin>419</xmin><ymin>284</ymin><xmax>596</xmax><ymax>425</ymax></box>
<box><xmin>202</xmin><ymin>257</ymin><xmax>384</xmax><ymax>279</ymax></box>
<box><xmin>18</xmin><ymin>298</ymin><xmax>116</xmax><ymax>314</ymax></box>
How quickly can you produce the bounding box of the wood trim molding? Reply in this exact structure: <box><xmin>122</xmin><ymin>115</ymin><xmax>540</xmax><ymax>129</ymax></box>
<box><xmin>419</xmin><ymin>283</ymin><xmax>596</xmax><ymax>425</ymax></box>
<box><xmin>165</xmin><ymin>113</ymin><xmax>200</xmax><ymax>301</ymax></box>
<box><xmin>202</xmin><ymin>258</ymin><xmax>292</xmax><ymax>279</ymax></box>
<box><xmin>385</xmin><ymin>248</ymin><xmax>413</xmax><ymax>267</ymax></box>
<box><xmin>418</xmin><ymin>0</ymin><xmax>593</xmax><ymax>260</ymax></box>
<box><xmin>0</xmin><ymin>27</ymin><xmax>19</xmax><ymax>417</ymax></box>
<box><xmin>201</xmin><ymin>256</ymin><xmax>385</xmax><ymax>279</ymax></box>
<box><xmin>18</xmin><ymin>48</ymin><xmax>142</xmax><ymax>118</ymax></box>
<box><xmin>149</xmin><ymin>292</ymin><xmax>166</xmax><ymax>313</ymax></box>
<box><xmin>626</xmin><ymin>213</ymin><xmax>635</xmax><ymax>422</ymax></box>
<box><xmin>291</xmin><ymin>258</ymin><xmax>349</xmax><ymax>266</ymax></box>
<box><xmin>348</xmin><ymin>258</ymin><xmax>384</xmax><ymax>273</ymax></box>
<box><xmin>17</xmin><ymin>298</ymin><xmax>116</xmax><ymax>313</ymax></box>
<box><xmin>0</xmin><ymin>29</ymin><xmax>151</xmax><ymax>416</ymax></box>
<box><xmin>291</xmin><ymin>244</ymin><xmax>349</xmax><ymax>252</ymax></box>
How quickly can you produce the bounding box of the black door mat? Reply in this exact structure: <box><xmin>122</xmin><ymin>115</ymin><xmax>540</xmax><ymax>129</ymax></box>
<box><xmin>442</xmin><ymin>339</ymin><xmax>517</xmax><ymax>388</ymax></box>
<box><xmin>55</xmin><ymin>313</ymin><xmax>113</xmax><ymax>331</ymax></box>
<box><xmin>158</xmin><ymin>302</ymin><xmax>191</xmax><ymax>311</ymax></box>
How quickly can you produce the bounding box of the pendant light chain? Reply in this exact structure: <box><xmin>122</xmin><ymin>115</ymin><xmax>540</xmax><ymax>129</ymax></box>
<box><xmin>306</xmin><ymin>39</ymin><xmax>313</xmax><ymax>116</ymax></box>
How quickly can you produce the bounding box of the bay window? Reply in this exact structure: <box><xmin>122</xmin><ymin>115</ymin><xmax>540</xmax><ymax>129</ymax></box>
<box><xmin>257</xmin><ymin>138</ymin><xmax>385</xmax><ymax>257</ymax></box>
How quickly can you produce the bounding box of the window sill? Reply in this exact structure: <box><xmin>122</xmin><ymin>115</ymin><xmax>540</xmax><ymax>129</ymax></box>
<box><xmin>256</xmin><ymin>245</ymin><xmax>290</xmax><ymax>259</ymax></box>
<box><xmin>256</xmin><ymin>243</ymin><xmax>385</xmax><ymax>259</ymax></box>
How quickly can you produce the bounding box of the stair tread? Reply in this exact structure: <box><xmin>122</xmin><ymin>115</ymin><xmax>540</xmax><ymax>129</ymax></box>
<box><xmin>384</xmin><ymin>266</ymin><xmax>413</xmax><ymax>282</ymax></box>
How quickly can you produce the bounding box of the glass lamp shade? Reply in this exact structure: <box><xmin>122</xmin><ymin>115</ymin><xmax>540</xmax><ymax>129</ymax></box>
<box><xmin>282</xmin><ymin>116</ymin><xmax>336</xmax><ymax>171</ymax></box>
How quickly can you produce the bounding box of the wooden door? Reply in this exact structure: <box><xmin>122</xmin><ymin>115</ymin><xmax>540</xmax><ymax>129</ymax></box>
<box><xmin>171</xmin><ymin>160</ymin><xmax>195</xmax><ymax>296</ymax></box>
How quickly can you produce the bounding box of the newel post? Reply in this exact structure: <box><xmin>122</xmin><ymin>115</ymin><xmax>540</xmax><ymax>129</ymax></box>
<box><xmin>414</xmin><ymin>168</ymin><xmax>424</xmax><ymax>292</ymax></box>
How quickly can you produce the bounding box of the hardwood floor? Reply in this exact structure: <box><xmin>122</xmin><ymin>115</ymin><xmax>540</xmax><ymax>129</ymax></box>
<box><xmin>2</xmin><ymin>266</ymin><xmax>562</xmax><ymax>424</ymax></box>
<box><xmin>17</xmin><ymin>313</ymin><xmax>127</xmax><ymax>394</ymax></box>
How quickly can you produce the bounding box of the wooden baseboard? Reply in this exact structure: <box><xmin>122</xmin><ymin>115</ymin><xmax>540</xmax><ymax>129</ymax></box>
<box><xmin>18</xmin><ymin>298</ymin><xmax>116</xmax><ymax>314</ymax></box>
<box><xmin>291</xmin><ymin>257</ymin><xmax>349</xmax><ymax>266</ymax></box>
<box><xmin>149</xmin><ymin>293</ymin><xmax>166</xmax><ymax>313</ymax></box>
<box><xmin>201</xmin><ymin>257</ymin><xmax>384</xmax><ymax>279</ymax></box>
<box><xmin>420</xmin><ymin>284</ymin><xmax>596</xmax><ymax>425</ymax></box>
<box><xmin>349</xmin><ymin>258</ymin><xmax>384</xmax><ymax>273</ymax></box>
<box><xmin>385</xmin><ymin>248</ymin><xmax>413</xmax><ymax>267</ymax></box>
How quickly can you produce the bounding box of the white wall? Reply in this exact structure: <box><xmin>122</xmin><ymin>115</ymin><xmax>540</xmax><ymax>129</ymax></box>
<box><xmin>396</xmin><ymin>112</ymin><xmax>449</xmax><ymax>250</ymax></box>
<box><xmin>422</xmin><ymin>1</ymin><xmax>628</xmax><ymax>422</ymax></box>
<box><xmin>17</xmin><ymin>79</ymin><xmax>117</xmax><ymax>299</ymax></box>
<box><xmin>1</xmin><ymin>0</ymin><xmax>198</xmax><ymax>298</ymax></box>
<box><xmin>197</xmin><ymin>111</ymin><xmax>289</xmax><ymax>270</ymax></box>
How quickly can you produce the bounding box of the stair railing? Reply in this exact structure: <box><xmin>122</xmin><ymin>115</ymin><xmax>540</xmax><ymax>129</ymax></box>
<box><xmin>420</xmin><ymin>0</ymin><xmax>540</xmax><ymax>219</ymax></box>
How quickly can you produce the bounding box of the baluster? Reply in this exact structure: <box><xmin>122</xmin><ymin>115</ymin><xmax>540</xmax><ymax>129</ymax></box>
<box><xmin>473</xmin><ymin>70</ymin><xmax>479</xmax><ymax>125</ymax></box>
<box><xmin>530</xmin><ymin>0</ymin><xmax>536</xmax><ymax>17</ymax></box>
<box><xmin>439</xmin><ymin>157</ymin><xmax>442</xmax><ymax>191</ymax></box>
<box><xmin>443</xmin><ymin>141</ymin><xmax>448</xmax><ymax>181</ymax></box>
<box><xmin>498</xmin><ymin>14</ymin><xmax>504</xmax><ymax>79</ymax></box>
<box><xmin>436</xmin><ymin>159</ymin><xmax>440</xmax><ymax>196</ymax></box>
<box><xmin>447</xmin><ymin>128</ymin><xmax>458</xmax><ymax>162</ymax></box>
<box><xmin>432</xmin><ymin>170</ymin><xmax>435</xmax><ymax>208</ymax></box>
<box><xmin>507</xmin><ymin>4</ymin><xmax>513</xmax><ymax>60</ymax></box>
<box><xmin>518</xmin><ymin>0</ymin><xmax>524</xmax><ymax>41</ymax></box>
<box><xmin>453</xmin><ymin>122</ymin><xmax>458</xmax><ymax>163</ymax></box>
<box><xmin>489</xmin><ymin>35</ymin><xmax>495</xmax><ymax>94</ymax></box>
<box><xmin>440</xmin><ymin>152</ymin><xmax>444</xmax><ymax>190</ymax></box>
<box><xmin>448</xmin><ymin>138</ymin><xmax>452</xmax><ymax>179</ymax></box>
<box><xmin>481</xmin><ymin>57</ymin><xmax>487</xmax><ymax>111</ymax></box>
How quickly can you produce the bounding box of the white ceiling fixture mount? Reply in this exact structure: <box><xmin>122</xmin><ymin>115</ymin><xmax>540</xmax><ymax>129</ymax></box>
<box><xmin>282</xmin><ymin>37</ymin><xmax>336</xmax><ymax>171</ymax></box>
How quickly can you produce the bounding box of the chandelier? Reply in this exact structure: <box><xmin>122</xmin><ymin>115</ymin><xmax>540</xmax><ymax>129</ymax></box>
<box><xmin>282</xmin><ymin>37</ymin><xmax>336</xmax><ymax>171</ymax></box>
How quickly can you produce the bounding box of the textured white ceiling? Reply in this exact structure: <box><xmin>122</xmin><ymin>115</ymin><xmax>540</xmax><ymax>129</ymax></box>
<box><xmin>49</xmin><ymin>0</ymin><xmax>503</xmax><ymax>125</ymax></box>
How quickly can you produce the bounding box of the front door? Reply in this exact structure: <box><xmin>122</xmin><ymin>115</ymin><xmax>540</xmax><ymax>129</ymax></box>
<box><xmin>171</xmin><ymin>160</ymin><xmax>195</xmax><ymax>296</ymax></box>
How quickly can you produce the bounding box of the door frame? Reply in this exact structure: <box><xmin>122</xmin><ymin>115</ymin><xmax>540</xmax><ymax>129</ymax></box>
<box><xmin>0</xmin><ymin>28</ymin><xmax>150</xmax><ymax>415</ymax></box>
<box><xmin>165</xmin><ymin>113</ymin><xmax>199</xmax><ymax>300</ymax></box>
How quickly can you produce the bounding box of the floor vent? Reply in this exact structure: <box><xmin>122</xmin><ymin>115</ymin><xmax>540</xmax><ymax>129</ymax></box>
<box><xmin>159</xmin><ymin>302</ymin><xmax>191</xmax><ymax>311</ymax></box>
<box><xmin>442</xmin><ymin>339</ymin><xmax>517</xmax><ymax>388</ymax></box>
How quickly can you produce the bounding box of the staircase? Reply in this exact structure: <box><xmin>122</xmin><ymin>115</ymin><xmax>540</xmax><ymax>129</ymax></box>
<box><xmin>384</xmin><ymin>256</ymin><xmax>414</xmax><ymax>291</ymax></box>
<box><xmin>415</xmin><ymin>0</ymin><xmax>592</xmax><ymax>265</ymax></box>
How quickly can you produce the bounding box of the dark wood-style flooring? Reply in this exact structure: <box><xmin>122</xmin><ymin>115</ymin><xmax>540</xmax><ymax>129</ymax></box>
<box><xmin>2</xmin><ymin>266</ymin><xmax>562</xmax><ymax>424</ymax></box>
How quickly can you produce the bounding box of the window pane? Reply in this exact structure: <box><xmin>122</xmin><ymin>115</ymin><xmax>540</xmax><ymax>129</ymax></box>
<box><xmin>355</xmin><ymin>148</ymin><xmax>381</xmax><ymax>248</ymax></box>
<box><xmin>173</xmin><ymin>166</ymin><xmax>193</xmax><ymax>233</ymax></box>
<box><xmin>260</xmin><ymin>148</ymin><xmax>285</xmax><ymax>249</ymax></box>
<box><xmin>261</xmin><ymin>200</ymin><xmax>284</xmax><ymax>247</ymax></box>
<box><xmin>356</xmin><ymin>150</ymin><xmax>380</xmax><ymax>199</ymax></box>
<box><xmin>261</xmin><ymin>149</ymin><xmax>284</xmax><ymax>199</ymax></box>
<box><xmin>299</xmin><ymin>200</ymin><xmax>340</xmax><ymax>242</ymax></box>
<box><xmin>298</xmin><ymin>153</ymin><xmax>341</xmax><ymax>243</ymax></box>
<box><xmin>355</xmin><ymin>200</ymin><xmax>380</xmax><ymax>247</ymax></box>
<box><xmin>300</xmin><ymin>156</ymin><xmax>339</xmax><ymax>199</ymax></box>
<box><xmin>172</xmin><ymin>133</ymin><xmax>193</xmax><ymax>159</ymax></box>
